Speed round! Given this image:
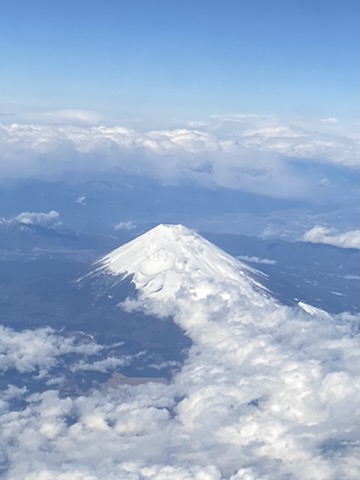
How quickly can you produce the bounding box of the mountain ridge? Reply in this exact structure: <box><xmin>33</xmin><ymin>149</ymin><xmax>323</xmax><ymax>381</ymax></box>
<box><xmin>87</xmin><ymin>224</ymin><xmax>271</xmax><ymax>305</ymax></box>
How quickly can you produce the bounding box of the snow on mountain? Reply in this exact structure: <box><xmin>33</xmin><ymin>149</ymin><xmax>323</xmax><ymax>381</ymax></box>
<box><xmin>4</xmin><ymin>224</ymin><xmax>358</xmax><ymax>479</ymax></box>
<box><xmin>297</xmin><ymin>300</ymin><xmax>332</xmax><ymax>318</ymax></box>
<box><xmin>80</xmin><ymin>224</ymin><xmax>359</xmax><ymax>479</ymax></box>
<box><xmin>91</xmin><ymin>223</ymin><xmax>271</xmax><ymax>314</ymax></box>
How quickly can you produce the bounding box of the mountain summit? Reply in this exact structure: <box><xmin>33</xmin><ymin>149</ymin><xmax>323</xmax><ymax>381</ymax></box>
<box><xmin>91</xmin><ymin>224</ymin><xmax>269</xmax><ymax>303</ymax></box>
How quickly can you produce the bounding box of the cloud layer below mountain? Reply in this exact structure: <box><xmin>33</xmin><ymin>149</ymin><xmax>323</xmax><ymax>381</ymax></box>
<box><xmin>1</xmin><ymin>227</ymin><xmax>359</xmax><ymax>479</ymax></box>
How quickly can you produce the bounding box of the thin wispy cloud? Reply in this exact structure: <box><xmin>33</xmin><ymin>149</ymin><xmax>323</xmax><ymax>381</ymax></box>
<box><xmin>114</xmin><ymin>220</ymin><xmax>137</xmax><ymax>231</ymax></box>
<box><xmin>16</xmin><ymin>109</ymin><xmax>102</xmax><ymax>125</ymax></box>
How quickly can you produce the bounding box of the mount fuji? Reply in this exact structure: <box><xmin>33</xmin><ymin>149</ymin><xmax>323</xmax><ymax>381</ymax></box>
<box><xmin>1</xmin><ymin>224</ymin><xmax>358</xmax><ymax>479</ymax></box>
<box><xmin>88</xmin><ymin>223</ymin><xmax>273</xmax><ymax>313</ymax></box>
<box><xmin>75</xmin><ymin>223</ymin><xmax>359</xmax><ymax>479</ymax></box>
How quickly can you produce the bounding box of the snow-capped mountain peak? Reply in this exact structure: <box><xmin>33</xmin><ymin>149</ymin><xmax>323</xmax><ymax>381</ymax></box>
<box><xmin>91</xmin><ymin>224</ymin><xmax>269</xmax><ymax>304</ymax></box>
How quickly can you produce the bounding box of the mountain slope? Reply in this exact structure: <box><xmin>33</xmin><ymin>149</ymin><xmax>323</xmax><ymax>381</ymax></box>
<box><xmin>91</xmin><ymin>223</ymin><xmax>270</xmax><ymax>304</ymax></box>
<box><xmin>2</xmin><ymin>224</ymin><xmax>358</xmax><ymax>479</ymax></box>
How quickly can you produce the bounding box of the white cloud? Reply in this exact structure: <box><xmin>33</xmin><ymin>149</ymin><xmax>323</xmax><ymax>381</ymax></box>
<box><xmin>318</xmin><ymin>177</ymin><xmax>331</xmax><ymax>187</ymax></box>
<box><xmin>0</xmin><ymin>326</ymin><xmax>102</xmax><ymax>375</ymax></box>
<box><xmin>304</xmin><ymin>225</ymin><xmax>360</xmax><ymax>249</ymax></box>
<box><xmin>0</xmin><ymin>113</ymin><xmax>358</xmax><ymax>199</ymax></box>
<box><xmin>14</xmin><ymin>210</ymin><xmax>60</xmax><ymax>227</ymax></box>
<box><xmin>237</xmin><ymin>255</ymin><xmax>277</xmax><ymax>265</ymax></box>
<box><xmin>205</xmin><ymin>113</ymin><xmax>358</xmax><ymax>167</ymax></box>
<box><xmin>0</xmin><ymin>326</ymin><xmax>138</xmax><ymax>380</ymax></box>
<box><xmin>75</xmin><ymin>195</ymin><xmax>86</xmax><ymax>205</ymax></box>
<box><xmin>242</xmin><ymin>125</ymin><xmax>304</xmax><ymax>138</ymax></box>
<box><xmin>69</xmin><ymin>356</ymin><xmax>131</xmax><ymax>373</ymax></box>
<box><xmin>19</xmin><ymin>109</ymin><xmax>102</xmax><ymax>125</ymax></box>
<box><xmin>1</xmin><ymin>227</ymin><xmax>359</xmax><ymax>479</ymax></box>
<box><xmin>114</xmin><ymin>221</ymin><xmax>137</xmax><ymax>231</ymax></box>
<box><xmin>321</xmin><ymin>117</ymin><xmax>339</xmax><ymax>125</ymax></box>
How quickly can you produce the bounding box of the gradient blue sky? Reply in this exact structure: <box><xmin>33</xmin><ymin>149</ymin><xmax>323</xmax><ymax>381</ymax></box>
<box><xmin>1</xmin><ymin>0</ymin><xmax>358</xmax><ymax>123</ymax></box>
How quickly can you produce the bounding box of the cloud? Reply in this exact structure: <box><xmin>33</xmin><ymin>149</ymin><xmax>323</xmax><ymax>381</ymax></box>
<box><xmin>0</xmin><ymin>325</ymin><xmax>143</xmax><ymax>392</ymax></box>
<box><xmin>304</xmin><ymin>225</ymin><xmax>360</xmax><ymax>249</ymax></box>
<box><xmin>321</xmin><ymin>117</ymin><xmax>339</xmax><ymax>125</ymax></box>
<box><xmin>0</xmin><ymin>113</ymin><xmax>358</xmax><ymax>200</ymax></box>
<box><xmin>1</xmin><ymin>231</ymin><xmax>359</xmax><ymax>478</ymax></box>
<box><xmin>69</xmin><ymin>356</ymin><xmax>131</xmax><ymax>373</ymax></box>
<box><xmin>19</xmin><ymin>109</ymin><xmax>102</xmax><ymax>125</ymax></box>
<box><xmin>205</xmin><ymin>113</ymin><xmax>358</xmax><ymax>168</ymax></box>
<box><xmin>237</xmin><ymin>255</ymin><xmax>277</xmax><ymax>265</ymax></box>
<box><xmin>14</xmin><ymin>210</ymin><xmax>60</xmax><ymax>227</ymax></box>
<box><xmin>75</xmin><ymin>195</ymin><xmax>86</xmax><ymax>205</ymax></box>
<box><xmin>0</xmin><ymin>326</ymin><xmax>102</xmax><ymax>375</ymax></box>
<box><xmin>114</xmin><ymin>221</ymin><xmax>137</xmax><ymax>231</ymax></box>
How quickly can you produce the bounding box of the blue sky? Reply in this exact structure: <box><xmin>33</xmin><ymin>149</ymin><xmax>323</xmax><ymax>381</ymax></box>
<box><xmin>0</xmin><ymin>0</ymin><xmax>358</xmax><ymax>239</ymax></box>
<box><xmin>1</xmin><ymin>0</ymin><xmax>358</xmax><ymax>122</ymax></box>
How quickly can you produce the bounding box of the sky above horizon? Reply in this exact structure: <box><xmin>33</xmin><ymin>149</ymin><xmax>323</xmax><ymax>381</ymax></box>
<box><xmin>1</xmin><ymin>0</ymin><xmax>359</xmax><ymax>124</ymax></box>
<box><xmin>0</xmin><ymin>0</ymin><xmax>358</xmax><ymax>240</ymax></box>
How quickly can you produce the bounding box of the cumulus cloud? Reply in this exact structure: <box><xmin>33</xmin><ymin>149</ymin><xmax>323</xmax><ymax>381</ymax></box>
<box><xmin>304</xmin><ymin>225</ymin><xmax>360</xmax><ymax>249</ymax></box>
<box><xmin>0</xmin><ymin>326</ymin><xmax>138</xmax><ymax>381</ymax></box>
<box><xmin>1</xmin><ymin>290</ymin><xmax>359</xmax><ymax>479</ymax></box>
<box><xmin>14</xmin><ymin>210</ymin><xmax>60</xmax><ymax>227</ymax></box>
<box><xmin>0</xmin><ymin>227</ymin><xmax>359</xmax><ymax>479</ymax></box>
<box><xmin>0</xmin><ymin>326</ymin><xmax>102</xmax><ymax>375</ymax></box>
<box><xmin>0</xmin><ymin>113</ymin><xmax>358</xmax><ymax>199</ymax></box>
<box><xmin>206</xmin><ymin>113</ymin><xmax>358</xmax><ymax>167</ymax></box>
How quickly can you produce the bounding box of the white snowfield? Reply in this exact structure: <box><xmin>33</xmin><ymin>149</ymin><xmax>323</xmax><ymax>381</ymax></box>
<box><xmin>2</xmin><ymin>224</ymin><xmax>359</xmax><ymax>480</ymax></box>
<box><xmin>94</xmin><ymin>223</ymin><xmax>270</xmax><ymax>311</ymax></box>
<box><xmin>297</xmin><ymin>300</ymin><xmax>332</xmax><ymax>318</ymax></box>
